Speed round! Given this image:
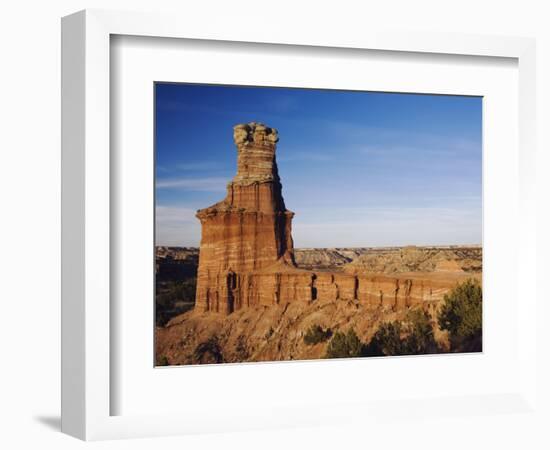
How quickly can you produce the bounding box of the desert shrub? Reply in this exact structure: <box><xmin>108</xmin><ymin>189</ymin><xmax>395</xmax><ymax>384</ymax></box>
<box><xmin>156</xmin><ymin>355</ymin><xmax>169</xmax><ymax>366</ymax></box>
<box><xmin>156</xmin><ymin>277</ymin><xmax>197</xmax><ymax>326</ymax></box>
<box><xmin>157</xmin><ymin>278</ymin><xmax>197</xmax><ymax>307</ymax></box>
<box><xmin>194</xmin><ymin>337</ymin><xmax>224</xmax><ymax>364</ymax></box>
<box><xmin>304</xmin><ymin>324</ymin><xmax>332</xmax><ymax>345</ymax></box>
<box><xmin>235</xmin><ymin>335</ymin><xmax>250</xmax><ymax>361</ymax></box>
<box><xmin>363</xmin><ymin>321</ymin><xmax>403</xmax><ymax>356</ymax></box>
<box><xmin>401</xmin><ymin>309</ymin><xmax>439</xmax><ymax>354</ymax></box>
<box><xmin>364</xmin><ymin>309</ymin><xmax>438</xmax><ymax>356</ymax></box>
<box><xmin>438</xmin><ymin>279</ymin><xmax>482</xmax><ymax>352</ymax></box>
<box><xmin>265</xmin><ymin>327</ymin><xmax>274</xmax><ymax>339</ymax></box>
<box><xmin>325</xmin><ymin>328</ymin><xmax>363</xmax><ymax>359</ymax></box>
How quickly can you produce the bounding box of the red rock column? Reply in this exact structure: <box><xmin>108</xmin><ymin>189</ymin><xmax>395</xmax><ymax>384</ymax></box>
<box><xmin>195</xmin><ymin>123</ymin><xmax>296</xmax><ymax>313</ymax></box>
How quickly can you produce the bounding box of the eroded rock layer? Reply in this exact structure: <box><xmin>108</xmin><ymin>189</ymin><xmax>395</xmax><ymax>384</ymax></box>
<box><xmin>198</xmin><ymin>269</ymin><xmax>479</xmax><ymax>314</ymax></box>
<box><xmin>195</xmin><ymin>123</ymin><xmax>295</xmax><ymax>314</ymax></box>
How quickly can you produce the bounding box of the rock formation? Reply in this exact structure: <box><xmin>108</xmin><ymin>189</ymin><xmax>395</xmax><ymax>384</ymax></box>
<box><xmin>195</xmin><ymin>122</ymin><xmax>298</xmax><ymax>314</ymax></box>
<box><xmin>194</xmin><ymin>124</ymin><xmax>481</xmax><ymax>317</ymax></box>
<box><xmin>155</xmin><ymin>126</ymin><xmax>483</xmax><ymax>363</ymax></box>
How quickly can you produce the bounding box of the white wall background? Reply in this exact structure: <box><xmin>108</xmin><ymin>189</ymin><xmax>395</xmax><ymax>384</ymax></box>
<box><xmin>0</xmin><ymin>1</ymin><xmax>548</xmax><ymax>449</ymax></box>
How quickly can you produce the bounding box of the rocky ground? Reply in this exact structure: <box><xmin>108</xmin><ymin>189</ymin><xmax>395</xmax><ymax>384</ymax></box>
<box><xmin>293</xmin><ymin>248</ymin><xmax>370</xmax><ymax>270</ymax></box>
<box><xmin>155</xmin><ymin>296</ymin><xmax>450</xmax><ymax>366</ymax></box>
<box><xmin>155</xmin><ymin>245</ymin><xmax>482</xmax><ymax>365</ymax></box>
<box><xmin>344</xmin><ymin>246</ymin><xmax>482</xmax><ymax>274</ymax></box>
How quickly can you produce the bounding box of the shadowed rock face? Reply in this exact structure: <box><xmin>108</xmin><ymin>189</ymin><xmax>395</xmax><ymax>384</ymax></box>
<box><xmin>195</xmin><ymin>123</ymin><xmax>296</xmax><ymax>314</ymax></box>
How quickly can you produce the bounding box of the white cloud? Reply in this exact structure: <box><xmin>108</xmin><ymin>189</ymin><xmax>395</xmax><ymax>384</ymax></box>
<box><xmin>156</xmin><ymin>161</ymin><xmax>225</xmax><ymax>172</ymax></box>
<box><xmin>155</xmin><ymin>206</ymin><xmax>197</xmax><ymax>223</ymax></box>
<box><xmin>156</xmin><ymin>177</ymin><xmax>228</xmax><ymax>191</ymax></box>
<box><xmin>292</xmin><ymin>205</ymin><xmax>481</xmax><ymax>248</ymax></box>
<box><xmin>277</xmin><ymin>149</ymin><xmax>334</xmax><ymax>163</ymax></box>
<box><xmin>175</xmin><ymin>161</ymin><xmax>226</xmax><ymax>171</ymax></box>
<box><xmin>155</xmin><ymin>206</ymin><xmax>201</xmax><ymax>246</ymax></box>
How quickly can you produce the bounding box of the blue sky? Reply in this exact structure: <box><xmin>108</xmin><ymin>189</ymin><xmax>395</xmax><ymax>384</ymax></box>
<box><xmin>155</xmin><ymin>83</ymin><xmax>482</xmax><ymax>248</ymax></box>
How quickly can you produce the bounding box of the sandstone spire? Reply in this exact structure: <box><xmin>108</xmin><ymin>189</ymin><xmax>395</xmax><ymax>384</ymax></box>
<box><xmin>195</xmin><ymin>123</ymin><xmax>296</xmax><ymax>313</ymax></box>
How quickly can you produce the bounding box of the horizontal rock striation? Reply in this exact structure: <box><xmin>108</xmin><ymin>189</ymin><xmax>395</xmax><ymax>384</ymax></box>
<box><xmin>195</xmin><ymin>122</ymin><xmax>296</xmax><ymax>314</ymax></box>
<box><xmin>200</xmin><ymin>270</ymin><xmax>479</xmax><ymax>315</ymax></box>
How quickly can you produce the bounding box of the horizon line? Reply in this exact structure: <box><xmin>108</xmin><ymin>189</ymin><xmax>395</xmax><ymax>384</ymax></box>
<box><xmin>155</xmin><ymin>243</ymin><xmax>483</xmax><ymax>249</ymax></box>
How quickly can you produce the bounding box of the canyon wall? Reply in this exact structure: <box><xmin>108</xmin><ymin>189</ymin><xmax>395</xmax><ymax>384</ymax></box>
<box><xmin>200</xmin><ymin>269</ymin><xmax>478</xmax><ymax>315</ymax></box>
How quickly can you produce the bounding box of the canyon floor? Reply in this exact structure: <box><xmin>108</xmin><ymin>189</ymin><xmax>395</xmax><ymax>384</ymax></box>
<box><xmin>155</xmin><ymin>246</ymin><xmax>482</xmax><ymax>365</ymax></box>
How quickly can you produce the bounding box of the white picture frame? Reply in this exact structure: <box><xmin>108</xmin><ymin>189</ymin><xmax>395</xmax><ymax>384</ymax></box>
<box><xmin>61</xmin><ymin>9</ymin><xmax>537</xmax><ymax>441</ymax></box>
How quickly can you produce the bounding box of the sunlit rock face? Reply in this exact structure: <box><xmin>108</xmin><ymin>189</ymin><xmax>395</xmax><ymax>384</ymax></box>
<box><xmin>195</xmin><ymin>123</ymin><xmax>297</xmax><ymax>314</ymax></box>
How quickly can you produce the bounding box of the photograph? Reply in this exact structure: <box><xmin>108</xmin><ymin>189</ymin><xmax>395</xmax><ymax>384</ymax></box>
<box><xmin>154</xmin><ymin>83</ymin><xmax>483</xmax><ymax>366</ymax></box>
<box><xmin>3</xmin><ymin>0</ymin><xmax>542</xmax><ymax>446</ymax></box>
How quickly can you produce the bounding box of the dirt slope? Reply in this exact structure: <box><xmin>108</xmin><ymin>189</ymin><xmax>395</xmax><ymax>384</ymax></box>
<box><xmin>155</xmin><ymin>297</ymin><xmax>449</xmax><ymax>366</ymax></box>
